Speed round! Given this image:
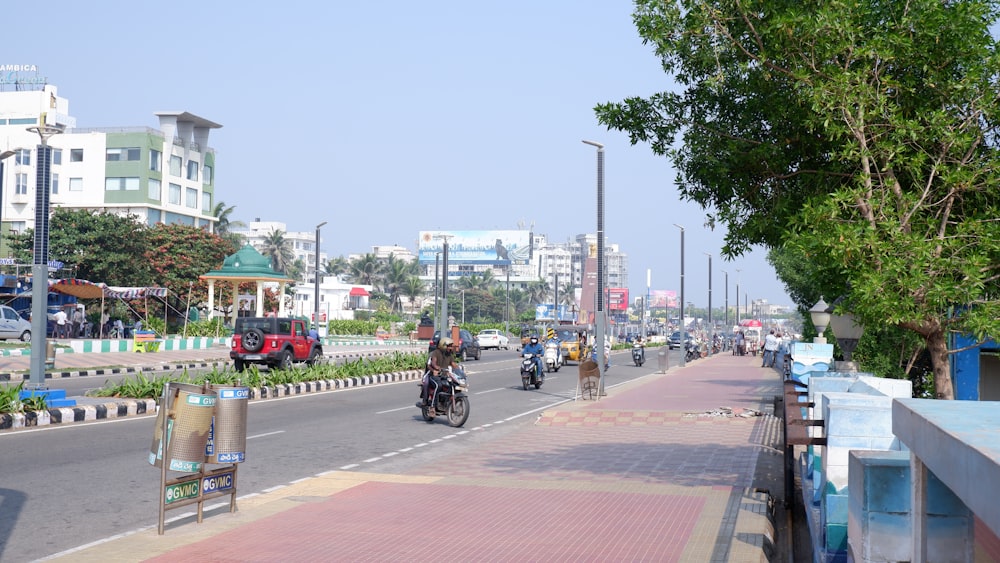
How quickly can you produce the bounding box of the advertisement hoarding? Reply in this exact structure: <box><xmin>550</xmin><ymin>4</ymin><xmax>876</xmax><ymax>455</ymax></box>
<box><xmin>607</xmin><ymin>288</ymin><xmax>629</xmax><ymax>311</ymax></box>
<box><xmin>417</xmin><ymin>230</ymin><xmax>531</xmax><ymax>265</ymax></box>
<box><xmin>648</xmin><ymin>290</ymin><xmax>678</xmax><ymax>308</ymax></box>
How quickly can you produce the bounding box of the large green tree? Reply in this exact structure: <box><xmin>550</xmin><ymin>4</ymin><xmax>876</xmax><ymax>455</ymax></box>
<box><xmin>10</xmin><ymin>209</ymin><xmax>153</xmax><ymax>286</ymax></box>
<box><xmin>147</xmin><ymin>223</ymin><xmax>237</xmax><ymax>313</ymax></box>
<box><xmin>260</xmin><ymin>229</ymin><xmax>295</xmax><ymax>275</ymax></box>
<box><xmin>597</xmin><ymin>0</ymin><xmax>1000</xmax><ymax>399</ymax></box>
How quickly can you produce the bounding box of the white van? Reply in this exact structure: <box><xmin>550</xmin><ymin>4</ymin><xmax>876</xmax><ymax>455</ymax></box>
<box><xmin>0</xmin><ymin>305</ymin><xmax>32</xmax><ymax>342</ymax></box>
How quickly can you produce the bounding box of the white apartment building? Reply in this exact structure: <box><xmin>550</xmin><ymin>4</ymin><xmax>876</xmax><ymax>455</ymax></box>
<box><xmin>0</xmin><ymin>84</ymin><xmax>220</xmax><ymax>256</ymax></box>
<box><xmin>230</xmin><ymin>220</ymin><xmax>328</xmax><ymax>283</ymax></box>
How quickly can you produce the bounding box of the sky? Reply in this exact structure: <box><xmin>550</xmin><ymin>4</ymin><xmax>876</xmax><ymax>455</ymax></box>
<box><xmin>5</xmin><ymin>0</ymin><xmax>793</xmax><ymax>309</ymax></box>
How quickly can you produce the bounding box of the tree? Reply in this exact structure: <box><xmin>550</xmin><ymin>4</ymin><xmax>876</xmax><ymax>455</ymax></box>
<box><xmin>147</xmin><ymin>223</ymin><xmax>237</xmax><ymax>314</ymax></box>
<box><xmin>10</xmin><ymin>209</ymin><xmax>153</xmax><ymax>286</ymax></box>
<box><xmin>211</xmin><ymin>201</ymin><xmax>246</xmax><ymax>248</ymax></box>
<box><xmin>260</xmin><ymin>229</ymin><xmax>295</xmax><ymax>275</ymax></box>
<box><xmin>323</xmin><ymin>255</ymin><xmax>350</xmax><ymax>278</ymax></box>
<box><xmin>596</xmin><ymin>0</ymin><xmax>1000</xmax><ymax>399</ymax></box>
<box><xmin>401</xmin><ymin>276</ymin><xmax>425</xmax><ymax>315</ymax></box>
<box><xmin>347</xmin><ymin>253</ymin><xmax>382</xmax><ymax>287</ymax></box>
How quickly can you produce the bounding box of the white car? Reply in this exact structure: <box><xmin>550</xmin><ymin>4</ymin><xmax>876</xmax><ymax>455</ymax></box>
<box><xmin>0</xmin><ymin>305</ymin><xmax>32</xmax><ymax>342</ymax></box>
<box><xmin>477</xmin><ymin>329</ymin><xmax>509</xmax><ymax>350</ymax></box>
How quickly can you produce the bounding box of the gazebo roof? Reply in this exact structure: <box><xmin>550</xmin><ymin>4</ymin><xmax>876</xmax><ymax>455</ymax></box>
<box><xmin>200</xmin><ymin>244</ymin><xmax>293</xmax><ymax>282</ymax></box>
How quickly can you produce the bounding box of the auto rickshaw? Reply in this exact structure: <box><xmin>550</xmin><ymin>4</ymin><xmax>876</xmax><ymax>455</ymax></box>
<box><xmin>554</xmin><ymin>324</ymin><xmax>591</xmax><ymax>364</ymax></box>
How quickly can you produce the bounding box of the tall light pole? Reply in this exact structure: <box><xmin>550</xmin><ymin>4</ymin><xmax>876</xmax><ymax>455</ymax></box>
<box><xmin>582</xmin><ymin>139</ymin><xmax>607</xmax><ymax>393</ymax></box>
<box><xmin>505</xmin><ymin>266</ymin><xmax>510</xmax><ymax>337</ymax></box>
<box><xmin>313</xmin><ymin>221</ymin><xmax>327</xmax><ymax>334</ymax></box>
<box><xmin>27</xmin><ymin>118</ymin><xmax>64</xmax><ymax>389</ymax></box>
<box><xmin>459</xmin><ymin>290</ymin><xmax>465</xmax><ymax>324</ymax></box>
<box><xmin>673</xmin><ymin>224</ymin><xmax>685</xmax><ymax>367</ymax></box>
<box><xmin>705</xmin><ymin>252</ymin><xmax>712</xmax><ymax>356</ymax></box>
<box><xmin>434</xmin><ymin>252</ymin><xmax>441</xmax><ymax>330</ymax></box>
<box><xmin>735</xmin><ymin>268</ymin><xmax>742</xmax><ymax>324</ymax></box>
<box><xmin>434</xmin><ymin>234</ymin><xmax>453</xmax><ymax>332</ymax></box>
<box><xmin>721</xmin><ymin>269</ymin><xmax>729</xmax><ymax>337</ymax></box>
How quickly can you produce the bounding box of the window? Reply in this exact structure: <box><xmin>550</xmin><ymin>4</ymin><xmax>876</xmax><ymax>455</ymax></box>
<box><xmin>203</xmin><ymin>164</ymin><xmax>213</xmax><ymax>184</ymax></box>
<box><xmin>15</xmin><ymin>173</ymin><xmax>27</xmax><ymax>194</ymax></box>
<box><xmin>52</xmin><ymin>149</ymin><xmax>62</xmax><ymax>165</ymax></box>
<box><xmin>169</xmin><ymin>183</ymin><xmax>181</xmax><ymax>205</ymax></box>
<box><xmin>70</xmin><ymin>149</ymin><xmax>83</xmax><ymax>162</ymax></box>
<box><xmin>186</xmin><ymin>160</ymin><xmax>199</xmax><ymax>181</ymax></box>
<box><xmin>69</xmin><ymin>177</ymin><xmax>83</xmax><ymax>191</ymax></box>
<box><xmin>15</xmin><ymin>148</ymin><xmax>30</xmax><ymax>166</ymax></box>
<box><xmin>106</xmin><ymin>147</ymin><xmax>140</xmax><ymax>161</ymax></box>
<box><xmin>148</xmin><ymin>178</ymin><xmax>161</xmax><ymax>200</ymax></box>
<box><xmin>148</xmin><ymin>209</ymin><xmax>161</xmax><ymax>224</ymax></box>
<box><xmin>52</xmin><ymin>174</ymin><xmax>59</xmax><ymax>194</ymax></box>
<box><xmin>11</xmin><ymin>221</ymin><xmax>25</xmax><ymax>235</ymax></box>
<box><xmin>201</xmin><ymin>191</ymin><xmax>211</xmax><ymax>212</ymax></box>
<box><xmin>185</xmin><ymin>187</ymin><xmax>198</xmax><ymax>208</ymax></box>
<box><xmin>105</xmin><ymin>177</ymin><xmax>140</xmax><ymax>191</ymax></box>
<box><xmin>149</xmin><ymin>149</ymin><xmax>161</xmax><ymax>172</ymax></box>
<box><xmin>169</xmin><ymin>155</ymin><xmax>182</xmax><ymax>176</ymax></box>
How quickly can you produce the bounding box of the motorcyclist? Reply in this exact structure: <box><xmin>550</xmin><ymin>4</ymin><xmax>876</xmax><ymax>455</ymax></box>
<box><xmin>522</xmin><ymin>335</ymin><xmax>545</xmax><ymax>379</ymax></box>
<box><xmin>632</xmin><ymin>335</ymin><xmax>645</xmax><ymax>363</ymax></box>
<box><xmin>423</xmin><ymin>336</ymin><xmax>457</xmax><ymax>415</ymax></box>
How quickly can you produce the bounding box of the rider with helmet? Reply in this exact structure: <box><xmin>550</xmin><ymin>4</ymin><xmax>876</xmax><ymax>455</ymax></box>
<box><xmin>522</xmin><ymin>334</ymin><xmax>545</xmax><ymax>379</ymax></box>
<box><xmin>423</xmin><ymin>336</ymin><xmax>458</xmax><ymax>414</ymax></box>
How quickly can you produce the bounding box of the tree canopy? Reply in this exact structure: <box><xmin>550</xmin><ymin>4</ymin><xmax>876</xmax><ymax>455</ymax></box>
<box><xmin>596</xmin><ymin>0</ymin><xmax>1000</xmax><ymax>398</ymax></box>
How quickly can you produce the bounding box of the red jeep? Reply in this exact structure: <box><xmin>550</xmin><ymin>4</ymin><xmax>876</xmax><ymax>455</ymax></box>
<box><xmin>230</xmin><ymin>317</ymin><xmax>323</xmax><ymax>371</ymax></box>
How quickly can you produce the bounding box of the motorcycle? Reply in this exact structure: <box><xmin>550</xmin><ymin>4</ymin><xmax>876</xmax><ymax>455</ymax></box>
<box><xmin>415</xmin><ymin>366</ymin><xmax>470</xmax><ymax>427</ymax></box>
<box><xmin>684</xmin><ymin>339</ymin><xmax>701</xmax><ymax>362</ymax></box>
<box><xmin>520</xmin><ymin>352</ymin><xmax>544</xmax><ymax>390</ymax></box>
<box><xmin>544</xmin><ymin>341</ymin><xmax>563</xmax><ymax>372</ymax></box>
<box><xmin>631</xmin><ymin>343</ymin><xmax>645</xmax><ymax>367</ymax></box>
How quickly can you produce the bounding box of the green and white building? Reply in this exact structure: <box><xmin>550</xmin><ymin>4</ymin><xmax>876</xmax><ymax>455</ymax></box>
<box><xmin>0</xmin><ymin>84</ymin><xmax>221</xmax><ymax>255</ymax></box>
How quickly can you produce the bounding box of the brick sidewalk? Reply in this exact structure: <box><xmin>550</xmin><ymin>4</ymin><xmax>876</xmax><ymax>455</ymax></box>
<box><xmin>49</xmin><ymin>353</ymin><xmax>785</xmax><ymax>562</ymax></box>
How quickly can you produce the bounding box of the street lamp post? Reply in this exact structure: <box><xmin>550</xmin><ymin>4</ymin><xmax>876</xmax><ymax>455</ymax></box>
<box><xmin>735</xmin><ymin>269</ymin><xmax>742</xmax><ymax>324</ymax></box>
<box><xmin>434</xmin><ymin>252</ymin><xmax>440</xmax><ymax>329</ymax></box>
<box><xmin>505</xmin><ymin>266</ymin><xmax>510</xmax><ymax>338</ymax></box>
<box><xmin>460</xmin><ymin>290</ymin><xmax>465</xmax><ymax>325</ymax></box>
<box><xmin>313</xmin><ymin>221</ymin><xmax>327</xmax><ymax>334</ymax></box>
<box><xmin>27</xmin><ymin>118</ymin><xmax>64</xmax><ymax>389</ymax></box>
<box><xmin>705</xmin><ymin>252</ymin><xmax>712</xmax><ymax>356</ymax></box>
<box><xmin>582</xmin><ymin>139</ymin><xmax>607</xmax><ymax>394</ymax></box>
<box><xmin>721</xmin><ymin>269</ymin><xmax>728</xmax><ymax>347</ymax></box>
<box><xmin>673</xmin><ymin>224</ymin><xmax>685</xmax><ymax>367</ymax></box>
<box><xmin>434</xmin><ymin>235</ymin><xmax>453</xmax><ymax>332</ymax></box>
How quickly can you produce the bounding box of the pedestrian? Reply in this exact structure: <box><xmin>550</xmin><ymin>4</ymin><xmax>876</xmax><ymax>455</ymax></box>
<box><xmin>763</xmin><ymin>329</ymin><xmax>779</xmax><ymax>368</ymax></box>
<box><xmin>72</xmin><ymin>308</ymin><xmax>83</xmax><ymax>338</ymax></box>
<box><xmin>53</xmin><ymin>308</ymin><xmax>69</xmax><ymax>338</ymax></box>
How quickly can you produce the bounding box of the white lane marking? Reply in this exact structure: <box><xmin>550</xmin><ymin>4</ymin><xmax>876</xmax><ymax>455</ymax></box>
<box><xmin>247</xmin><ymin>430</ymin><xmax>284</xmax><ymax>439</ymax></box>
<box><xmin>378</xmin><ymin>405</ymin><xmax>415</xmax><ymax>414</ymax></box>
<box><xmin>474</xmin><ymin>387</ymin><xmax>506</xmax><ymax>395</ymax></box>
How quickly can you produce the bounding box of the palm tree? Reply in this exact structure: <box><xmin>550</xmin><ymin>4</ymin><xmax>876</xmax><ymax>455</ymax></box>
<box><xmin>382</xmin><ymin>258</ymin><xmax>412</xmax><ymax>313</ymax></box>
<box><xmin>526</xmin><ymin>278</ymin><xmax>550</xmax><ymax>305</ymax></box>
<box><xmin>559</xmin><ymin>281</ymin><xmax>576</xmax><ymax>306</ymax></box>
<box><xmin>347</xmin><ymin>253</ymin><xmax>381</xmax><ymax>287</ymax></box>
<box><xmin>212</xmin><ymin>201</ymin><xmax>246</xmax><ymax>248</ymax></box>
<box><xmin>261</xmin><ymin>229</ymin><xmax>295</xmax><ymax>274</ymax></box>
<box><xmin>401</xmin><ymin>276</ymin><xmax>425</xmax><ymax>315</ymax></box>
<box><xmin>323</xmin><ymin>255</ymin><xmax>350</xmax><ymax>279</ymax></box>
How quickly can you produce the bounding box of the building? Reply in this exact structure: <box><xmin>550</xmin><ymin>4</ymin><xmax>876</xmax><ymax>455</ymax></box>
<box><xmin>0</xmin><ymin>84</ymin><xmax>220</xmax><ymax>256</ymax></box>
<box><xmin>230</xmin><ymin>220</ymin><xmax>328</xmax><ymax>284</ymax></box>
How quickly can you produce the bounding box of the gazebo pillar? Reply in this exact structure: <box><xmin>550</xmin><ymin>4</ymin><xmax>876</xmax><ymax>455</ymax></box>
<box><xmin>256</xmin><ymin>283</ymin><xmax>264</xmax><ymax>316</ymax></box>
<box><xmin>232</xmin><ymin>281</ymin><xmax>239</xmax><ymax>324</ymax></box>
<box><xmin>207</xmin><ymin>280</ymin><xmax>216</xmax><ymax>319</ymax></box>
<box><xmin>278</xmin><ymin>282</ymin><xmax>287</xmax><ymax>316</ymax></box>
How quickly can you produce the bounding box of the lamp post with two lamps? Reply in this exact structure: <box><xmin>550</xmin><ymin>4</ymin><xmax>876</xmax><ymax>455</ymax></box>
<box><xmin>705</xmin><ymin>252</ymin><xmax>712</xmax><ymax>356</ymax></box>
<box><xmin>313</xmin><ymin>221</ymin><xmax>327</xmax><ymax>334</ymax></box>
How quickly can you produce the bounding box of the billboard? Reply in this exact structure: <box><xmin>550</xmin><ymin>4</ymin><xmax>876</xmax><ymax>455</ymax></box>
<box><xmin>649</xmin><ymin>290</ymin><xmax>678</xmax><ymax>308</ymax></box>
<box><xmin>607</xmin><ymin>288</ymin><xmax>629</xmax><ymax>311</ymax></box>
<box><xmin>418</xmin><ymin>230</ymin><xmax>531</xmax><ymax>265</ymax></box>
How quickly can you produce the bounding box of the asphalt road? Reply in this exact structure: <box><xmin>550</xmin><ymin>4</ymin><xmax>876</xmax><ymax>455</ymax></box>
<box><xmin>0</xmin><ymin>347</ymin><xmax>684</xmax><ymax>562</ymax></box>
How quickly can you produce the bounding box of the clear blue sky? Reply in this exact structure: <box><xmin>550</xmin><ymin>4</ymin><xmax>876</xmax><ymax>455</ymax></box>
<box><xmin>5</xmin><ymin>0</ymin><xmax>793</xmax><ymax>309</ymax></box>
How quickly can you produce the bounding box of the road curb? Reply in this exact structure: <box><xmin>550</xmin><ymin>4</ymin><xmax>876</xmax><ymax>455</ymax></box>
<box><xmin>0</xmin><ymin>369</ymin><xmax>424</xmax><ymax>432</ymax></box>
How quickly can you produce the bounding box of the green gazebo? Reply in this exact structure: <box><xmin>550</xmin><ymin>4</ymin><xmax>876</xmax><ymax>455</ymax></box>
<box><xmin>200</xmin><ymin>245</ymin><xmax>293</xmax><ymax>320</ymax></box>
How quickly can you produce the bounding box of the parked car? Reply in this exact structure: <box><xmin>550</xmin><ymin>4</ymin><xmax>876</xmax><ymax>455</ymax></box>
<box><xmin>428</xmin><ymin>329</ymin><xmax>481</xmax><ymax>361</ymax></box>
<box><xmin>668</xmin><ymin>331</ymin><xmax>692</xmax><ymax>350</ymax></box>
<box><xmin>0</xmin><ymin>305</ymin><xmax>31</xmax><ymax>342</ymax></box>
<box><xmin>477</xmin><ymin>329</ymin><xmax>509</xmax><ymax>350</ymax></box>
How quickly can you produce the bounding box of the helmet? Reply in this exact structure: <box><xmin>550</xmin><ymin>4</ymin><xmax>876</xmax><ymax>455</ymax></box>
<box><xmin>530</xmin><ymin>336</ymin><xmax>539</xmax><ymax>344</ymax></box>
<box><xmin>438</xmin><ymin>336</ymin><xmax>454</xmax><ymax>348</ymax></box>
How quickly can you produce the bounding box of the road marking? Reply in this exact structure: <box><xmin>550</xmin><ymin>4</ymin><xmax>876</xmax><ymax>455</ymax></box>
<box><xmin>247</xmin><ymin>430</ymin><xmax>284</xmax><ymax>439</ymax></box>
<box><xmin>474</xmin><ymin>387</ymin><xmax>505</xmax><ymax>394</ymax></box>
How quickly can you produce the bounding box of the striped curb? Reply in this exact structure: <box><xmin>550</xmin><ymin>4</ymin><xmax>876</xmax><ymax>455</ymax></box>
<box><xmin>0</xmin><ymin>369</ymin><xmax>423</xmax><ymax>431</ymax></box>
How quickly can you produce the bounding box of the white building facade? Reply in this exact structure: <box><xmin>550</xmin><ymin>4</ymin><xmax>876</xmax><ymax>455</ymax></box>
<box><xmin>0</xmin><ymin>85</ymin><xmax>220</xmax><ymax>255</ymax></box>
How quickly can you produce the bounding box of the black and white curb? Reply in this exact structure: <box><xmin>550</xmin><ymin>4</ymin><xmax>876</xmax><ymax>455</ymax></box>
<box><xmin>0</xmin><ymin>369</ymin><xmax>424</xmax><ymax>431</ymax></box>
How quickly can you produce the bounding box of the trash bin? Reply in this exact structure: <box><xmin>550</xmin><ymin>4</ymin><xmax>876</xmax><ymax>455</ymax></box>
<box><xmin>206</xmin><ymin>385</ymin><xmax>249</xmax><ymax>464</ymax></box>
<box><xmin>45</xmin><ymin>340</ymin><xmax>56</xmax><ymax>369</ymax></box>
<box><xmin>657</xmin><ymin>347</ymin><xmax>669</xmax><ymax>373</ymax></box>
<box><xmin>149</xmin><ymin>382</ymin><xmax>216</xmax><ymax>472</ymax></box>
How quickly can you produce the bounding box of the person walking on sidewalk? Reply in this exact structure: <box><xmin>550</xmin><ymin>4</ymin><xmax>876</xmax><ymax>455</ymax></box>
<box><xmin>762</xmin><ymin>329</ymin><xmax>779</xmax><ymax>368</ymax></box>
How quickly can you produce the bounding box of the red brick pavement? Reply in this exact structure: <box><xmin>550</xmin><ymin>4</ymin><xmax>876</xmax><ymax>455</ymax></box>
<box><xmin>59</xmin><ymin>353</ymin><xmax>784</xmax><ymax>562</ymax></box>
